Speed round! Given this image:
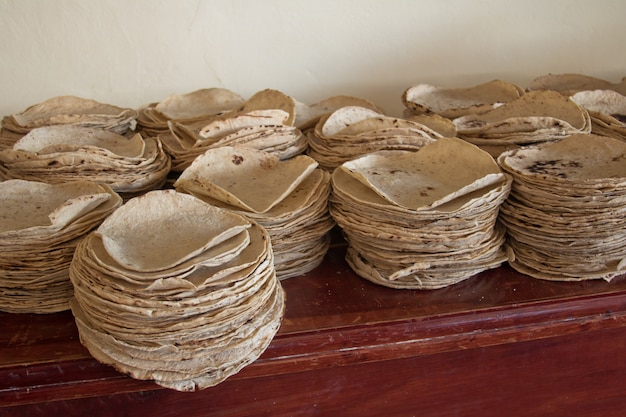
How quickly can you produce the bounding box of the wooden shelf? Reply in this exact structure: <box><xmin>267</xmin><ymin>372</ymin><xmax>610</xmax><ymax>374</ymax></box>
<box><xmin>2</xmin><ymin>243</ymin><xmax>626</xmax><ymax>417</ymax></box>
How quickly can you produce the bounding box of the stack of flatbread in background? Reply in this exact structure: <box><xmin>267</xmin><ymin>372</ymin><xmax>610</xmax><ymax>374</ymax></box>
<box><xmin>528</xmin><ymin>73</ymin><xmax>626</xmax><ymax>141</ymax></box>
<box><xmin>69</xmin><ymin>190</ymin><xmax>284</xmax><ymax>391</ymax></box>
<box><xmin>526</xmin><ymin>73</ymin><xmax>626</xmax><ymax>96</ymax></box>
<box><xmin>329</xmin><ymin>137</ymin><xmax>512</xmax><ymax>289</ymax></box>
<box><xmin>294</xmin><ymin>94</ymin><xmax>385</xmax><ymax>131</ymax></box>
<box><xmin>175</xmin><ymin>146</ymin><xmax>335</xmax><ymax>279</ymax></box>
<box><xmin>402</xmin><ymin>79</ymin><xmax>525</xmax><ymax>119</ymax></box>
<box><xmin>452</xmin><ymin>90</ymin><xmax>592</xmax><ymax>156</ymax></box>
<box><xmin>0</xmin><ymin>179</ymin><xmax>121</xmax><ymax>313</ymax></box>
<box><xmin>497</xmin><ymin>133</ymin><xmax>626</xmax><ymax>282</ymax></box>
<box><xmin>0</xmin><ymin>96</ymin><xmax>137</xmax><ymax>150</ymax></box>
<box><xmin>306</xmin><ymin>105</ymin><xmax>445</xmax><ymax>171</ymax></box>
<box><xmin>159</xmin><ymin>89</ymin><xmax>308</xmax><ymax>172</ymax></box>
<box><xmin>0</xmin><ymin>125</ymin><xmax>171</xmax><ymax>198</ymax></box>
<box><xmin>136</xmin><ymin>88</ymin><xmax>246</xmax><ymax>137</ymax></box>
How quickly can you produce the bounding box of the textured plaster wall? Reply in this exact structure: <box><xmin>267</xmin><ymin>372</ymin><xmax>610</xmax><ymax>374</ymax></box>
<box><xmin>1</xmin><ymin>0</ymin><xmax>625</xmax><ymax>117</ymax></box>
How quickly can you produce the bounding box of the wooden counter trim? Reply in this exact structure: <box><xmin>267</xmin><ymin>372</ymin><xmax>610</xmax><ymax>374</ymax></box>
<box><xmin>251</xmin><ymin>290</ymin><xmax>626</xmax><ymax>376</ymax></box>
<box><xmin>3</xmin><ymin>287</ymin><xmax>626</xmax><ymax>407</ymax></box>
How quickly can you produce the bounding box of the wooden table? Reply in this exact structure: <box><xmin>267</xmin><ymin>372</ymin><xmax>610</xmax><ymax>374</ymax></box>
<box><xmin>2</xmin><ymin>243</ymin><xmax>626</xmax><ymax>417</ymax></box>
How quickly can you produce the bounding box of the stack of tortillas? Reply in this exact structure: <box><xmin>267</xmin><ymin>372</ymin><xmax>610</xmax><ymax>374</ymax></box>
<box><xmin>174</xmin><ymin>146</ymin><xmax>335</xmax><ymax>279</ymax></box>
<box><xmin>330</xmin><ymin>137</ymin><xmax>512</xmax><ymax>289</ymax></box>
<box><xmin>136</xmin><ymin>88</ymin><xmax>246</xmax><ymax>137</ymax></box>
<box><xmin>294</xmin><ymin>94</ymin><xmax>385</xmax><ymax>131</ymax></box>
<box><xmin>527</xmin><ymin>73</ymin><xmax>626</xmax><ymax>96</ymax></box>
<box><xmin>0</xmin><ymin>95</ymin><xmax>137</xmax><ymax>150</ymax></box>
<box><xmin>306</xmin><ymin>105</ymin><xmax>444</xmax><ymax>171</ymax></box>
<box><xmin>402</xmin><ymin>79</ymin><xmax>525</xmax><ymax>119</ymax></box>
<box><xmin>160</xmin><ymin>89</ymin><xmax>307</xmax><ymax>172</ymax></box>
<box><xmin>497</xmin><ymin>133</ymin><xmax>626</xmax><ymax>281</ymax></box>
<box><xmin>528</xmin><ymin>73</ymin><xmax>626</xmax><ymax>141</ymax></box>
<box><xmin>0</xmin><ymin>125</ymin><xmax>171</xmax><ymax>198</ymax></box>
<box><xmin>569</xmin><ymin>89</ymin><xmax>626</xmax><ymax>141</ymax></box>
<box><xmin>0</xmin><ymin>179</ymin><xmax>121</xmax><ymax>313</ymax></box>
<box><xmin>69</xmin><ymin>190</ymin><xmax>284</xmax><ymax>391</ymax></box>
<box><xmin>452</xmin><ymin>90</ymin><xmax>592</xmax><ymax>156</ymax></box>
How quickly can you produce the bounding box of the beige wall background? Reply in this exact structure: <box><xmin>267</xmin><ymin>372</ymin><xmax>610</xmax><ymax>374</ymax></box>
<box><xmin>1</xmin><ymin>0</ymin><xmax>625</xmax><ymax>118</ymax></box>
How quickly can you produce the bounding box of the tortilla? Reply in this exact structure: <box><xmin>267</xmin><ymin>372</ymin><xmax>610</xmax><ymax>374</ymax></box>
<box><xmin>13</xmin><ymin>126</ymin><xmax>146</xmax><ymax>157</ymax></box>
<box><xmin>402</xmin><ymin>79</ymin><xmax>524</xmax><ymax>118</ymax></box>
<box><xmin>340</xmin><ymin>138</ymin><xmax>504</xmax><ymax>210</ymax></box>
<box><xmin>174</xmin><ymin>146</ymin><xmax>318</xmax><ymax>213</ymax></box>
<box><xmin>319</xmin><ymin>105</ymin><xmax>383</xmax><ymax>138</ymax></box>
<box><xmin>155</xmin><ymin>88</ymin><xmax>245</xmax><ymax>120</ymax></box>
<box><xmin>498</xmin><ymin>133</ymin><xmax>626</xmax><ymax>184</ymax></box>
<box><xmin>96</xmin><ymin>190</ymin><xmax>251</xmax><ymax>272</ymax></box>
<box><xmin>295</xmin><ymin>95</ymin><xmax>384</xmax><ymax>130</ymax></box>
<box><xmin>199</xmin><ymin>109</ymin><xmax>290</xmax><ymax>140</ymax></box>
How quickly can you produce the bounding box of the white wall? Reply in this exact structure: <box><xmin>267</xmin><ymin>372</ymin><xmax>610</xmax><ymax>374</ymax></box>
<box><xmin>1</xmin><ymin>0</ymin><xmax>625</xmax><ymax>118</ymax></box>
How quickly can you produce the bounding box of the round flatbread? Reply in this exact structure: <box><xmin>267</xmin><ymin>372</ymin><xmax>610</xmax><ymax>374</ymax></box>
<box><xmin>175</xmin><ymin>146</ymin><xmax>318</xmax><ymax>213</ymax></box>
<box><xmin>96</xmin><ymin>190</ymin><xmax>251</xmax><ymax>272</ymax></box>
<box><xmin>340</xmin><ymin>138</ymin><xmax>504</xmax><ymax>210</ymax></box>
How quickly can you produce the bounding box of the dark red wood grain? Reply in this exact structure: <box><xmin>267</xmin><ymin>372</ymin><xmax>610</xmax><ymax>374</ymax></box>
<box><xmin>2</xmin><ymin>243</ymin><xmax>626</xmax><ymax>416</ymax></box>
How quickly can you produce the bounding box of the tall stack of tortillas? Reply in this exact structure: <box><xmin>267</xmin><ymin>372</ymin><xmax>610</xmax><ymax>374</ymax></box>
<box><xmin>69</xmin><ymin>190</ymin><xmax>284</xmax><ymax>391</ymax></box>
<box><xmin>174</xmin><ymin>146</ymin><xmax>335</xmax><ymax>279</ymax></box>
<box><xmin>0</xmin><ymin>125</ymin><xmax>171</xmax><ymax>198</ymax></box>
<box><xmin>0</xmin><ymin>180</ymin><xmax>122</xmax><ymax>313</ymax></box>
<box><xmin>497</xmin><ymin>133</ymin><xmax>626</xmax><ymax>281</ymax></box>
<box><xmin>330</xmin><ymin>137</ymin><xmax>512</xmax><ymax>289</ymax></box>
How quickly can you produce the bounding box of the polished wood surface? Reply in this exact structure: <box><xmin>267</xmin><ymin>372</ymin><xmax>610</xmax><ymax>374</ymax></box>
<box><xmin>2</xmin><ymin>242</ymin><xmax>626</xmax><ymax>416</ymax></box>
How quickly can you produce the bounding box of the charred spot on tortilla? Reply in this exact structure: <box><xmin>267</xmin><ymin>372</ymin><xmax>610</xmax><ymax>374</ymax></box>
<box><xmin>526</xmin><ymin>159</ymin><xmax>582</xmax><ymax>177</ymax></box>
<box><xmin>232</xmin><ymin>154</ymin><xmax>244</xmax><ymax>165</ymax></box>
